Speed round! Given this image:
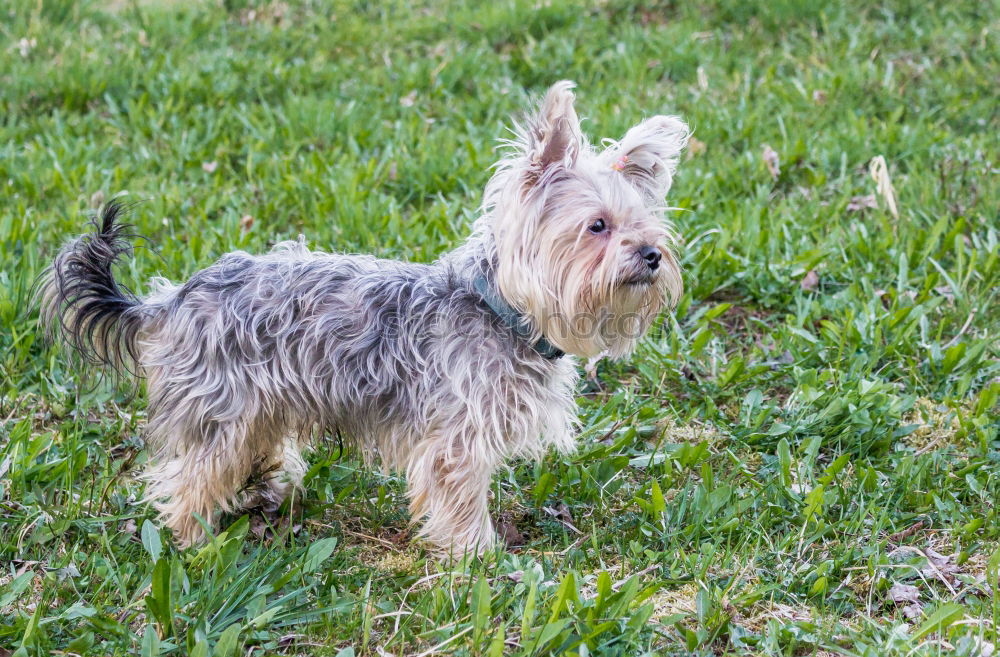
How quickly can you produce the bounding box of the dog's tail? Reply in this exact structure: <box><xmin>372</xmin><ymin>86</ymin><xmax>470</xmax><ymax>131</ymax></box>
<box><xmin>39</xmin><ymin>201</ymin><xmax>146</xmax><ymax>378</ymax></box>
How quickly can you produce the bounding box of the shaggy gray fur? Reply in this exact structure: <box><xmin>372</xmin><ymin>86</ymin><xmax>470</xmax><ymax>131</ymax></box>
<box><xmin>40</xmin><ymin>81</ymin><xmax>687</xmax><ymax>552</ymax></box>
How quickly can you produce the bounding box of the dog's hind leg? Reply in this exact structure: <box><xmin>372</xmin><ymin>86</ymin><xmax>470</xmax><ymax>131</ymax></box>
<box><xmin>143</xmin><ymin>418</ymin><xmax>261</xmax><ymax>547</ymax></box>
<box><xmin>238</xmin><ymin>434</ymin><xmax>307</xmax><ymax>513</ymax></box>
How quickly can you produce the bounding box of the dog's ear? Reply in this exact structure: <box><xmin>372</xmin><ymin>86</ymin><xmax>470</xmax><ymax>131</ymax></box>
<box><xmin>522</xmin><ymin>81</ymin><xmax>584</xmax><ymax>179</ymax></box>
<box><xmin>602</xmin><ymin>115</ymin><xmax>689</xmax><ymax>203</ymax></box>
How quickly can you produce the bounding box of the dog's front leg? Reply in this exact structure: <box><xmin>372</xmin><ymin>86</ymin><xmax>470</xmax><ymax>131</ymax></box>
<box><xmin>405</xmin><ymin>430</ymin><xmax>501</xmax><ymax>555</ymax></box>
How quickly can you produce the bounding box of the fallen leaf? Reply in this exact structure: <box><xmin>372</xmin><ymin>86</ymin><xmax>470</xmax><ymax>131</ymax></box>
<box><xmin>400</xmin><ymin>90</ymin><xmax>417</xmax><ymax>107</ymax></box>
<box><xmin>49</xmin><ymin>563</ymin><xmax>80</xmax><ymax>582</ymax></box>
<box><xmin>497</xmin><ymin>519</ymin><xmax>524</xmax><ymax>547</ymax></box>
<box><xmin>869</xmin><ymin>155</ymin><xmax>899</xmax><ymax>219</ymax></box>
<box><xmin>847</xmin><ymin>194</ymin><xmax>878</xmax><ymax>212</ymax></box>
<box><xmin>507</xmin><ymin>570</ymin><xmax>525</xmax><ymax>583</ymax></box>
<box><xmin>90</xmin><ymin>190</ymin><xmax>106</xmax><ymax>209</ymax></box>
<box><xmin>278</xmin><ymin>633</ymin><xmax>303</xmax><ymax>649</ymax></box>
<box><xmin>687</xmin><ymin>137</ymin><xmax>706</xmax><ymax>157</ymax></box>
<box><xmin>240</xmin><ymin>214</ymin><xmax>254</xmax><ymax>232</ymax></box>
<box><xmin>902</xmin><ymin>603</ymin><xmax>922</xmax><ymax>620</ymax></box>
<box><xmin>202</xmin><ymin>161</ymin><xmax>218</xmax><ymax>173</ymax></box>
<box><xmin>889</xmin><ymin>582</ymin><xmax>920</xmax><ymax>604</ymax></box>
<box><xmin>120</xmin><ymin>518</ymin><xmax>138</xmax><ymax>536</ymax></box>
<box><xmin>11</xmin><ymin>560</ymin><xmax>40</xmax><ymax>575</ymax></box>
<box><xmin>921</xmin><ymin>548</ymin><xmax>961</xmax><ymax>587</ymax></box>
<box><xmin>800</xmin><ymin>270</ymin><xmax>819</xmax><ymax>291</ymax></box>
<box><xmin>584</xmin><ymin>355</ymin><xmax>603</xmax><ymax>380</ymax></box>
<box><xmin>934</xmin><ymin>285</ymin><xmax>955</xmax><ymax>302</ymax></box>
<box><xmin>762</xmin><ymin>144</ymin><xmax>780</xmax><ymax>180</ymax></box>
<box><xmin>544</xmin><ymin>502</ymin><xmax>574</xmax><ymax>525</ymax></box>
<box><xmin>887</xmin><ymin>520</ymin><xmax>925</xmax><ymax>543</ymax></box>
<box><xmin>250</xmin><ymin>514</ymin><xmax>268</xmax><ymax>539</ymax></box>
<box><xmin>18</xmin><ymin>37</ymin><xmax>36</xmax><ymax>58</ymax></box>
<box><xmin>543</xmin><ymin>503</ymin><xmax>581</xmax><ymax>534</ymax></box>
<box><xmin>812</xmin><ymin>89</ymin><xmax>828</xmax><ymax>105</ymax></box>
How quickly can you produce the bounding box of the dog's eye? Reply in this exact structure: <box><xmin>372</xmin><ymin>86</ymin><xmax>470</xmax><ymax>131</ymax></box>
<box><xmin>588</xmin><ymin>218</ymin><xmax>607</xmax><ymax>234</ymax></box>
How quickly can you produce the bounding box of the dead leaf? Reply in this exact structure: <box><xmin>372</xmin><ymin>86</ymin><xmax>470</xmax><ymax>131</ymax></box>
<box><xmin>90</xmin><ymin>190</ymin><xmax>106</xmax><ymax>209</ymax></box>
<box><xmin>543</xmin><ymin>503</ymin><xmax>581</xmax><ymax>534</ymax></box>
<box><xmin>11</xmin><ymin>560</ymin><xmax>40</xmax><ymax>575</ymax></box>
<box><xmin>869</xmin><ymin>155</ymin><xmax>899</xmax><ymax>219</ymax></box>
<box><xmin>921</xmin><ymin>548</ymin><xmax>961</xmax><ymax>587</ymax></box>
<box><xmin>544</xmin><ymin>502</ymin><xmax>574</xmax><ymax>524</ymax></box>
<box><xmin>812</xmin><ymin>89</ymin><xmax>828</xmax><ymax>105</ymax></box>
<box><xmin>202</xmin><ymin>161</ymin><xmax>218</xmax><ymax>173</ymax></box>
<box><xmin>902</xmin><ymin>603</ymin><xmax>922</xmax><ymax>620</ymax></box>
<box><xmin>887</xmin><ymin>520</ymin><xmax>925</xmax><ymax>543</ymax></box>
<box><xmin>889</xmin><ymin>582</ymin><xmax>920</xmax><ymax>604</ymax></box>
<box><xmin>800</xmin><ymin>270</ymin><xmax>819</xmax><ymax>291</ymax></box>
<box><xmin>250</xmin><ymin>514</ymin><xmax>268</xmax><ymax>539</ymax></box>
<box><xmin>507</xmin><ymin>570</ymin><xmax>524</xmax><ymax>583</ymax></box>
<box><xmin>49</xmin><ymin>563</ymin><xmax>80</xmax><ymax>582</ymax></box>
<box><xmin>687</xmin><ymin>137</ymin><xmax>706</xmax><ymax>158</ymax></box>
<box><xmin>400</xmin><ymin>90</ymin><xmax>417</xmax><ymax>107</ymax></box>
<box><xmin>121</xmin><ymin>518</ymin><xmax>138</xmax><ymax>536</ymax></box>
<box><xmin>584</xmin><ymin>355</ymin><xmax>603</xmax><ymax>381</ymax></box>
<box><xmin>278</xmin><ymin>634</ymin><xmax>304</xmax><ymax>649</ymax></box>
<box><xmin>497</xmin><ymin>519</ymin><xmax>524</xmax><ymax>547</ymax></box>
<box><xmin>18</xmin><ymin>37</ymin><xmax>36</xmax><ymax>58</ymax></box>
<box><xmin>240</xmin><ymin>214</ymin><xmax>254</xmax><ymax>232</ymax></box>
<box><xmin>934</xmin><ymin>285</ymin><xmax>955</xmax><ymax>302</ymax></box>
<box><xmin>762</xmin><ymin>144</ymin><xmax>780</xmax><ymax>180</ymax></box>
<box><xmin>847</xmin><ymin>194</ymin><xmax>878</xmax><ymax>212</ymax></box>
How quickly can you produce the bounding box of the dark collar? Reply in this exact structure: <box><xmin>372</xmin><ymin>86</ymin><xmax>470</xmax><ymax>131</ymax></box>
<box><xmin>472</xmin><ymin>275</ymin><xmax>565</xmax><ymax>360</ymax></box>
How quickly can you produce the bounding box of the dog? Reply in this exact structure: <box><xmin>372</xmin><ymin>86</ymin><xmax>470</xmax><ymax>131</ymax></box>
<box><xmin>41</xmin><ymin>81</ymin><xmax>688</xmax><ymax>553</ymax></box>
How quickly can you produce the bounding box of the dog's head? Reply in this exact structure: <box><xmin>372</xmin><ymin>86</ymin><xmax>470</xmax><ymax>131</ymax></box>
<box><xmin>483</xmin><ymin>81</ymin><xmax>688</xmax><ymax>359</ymax></box>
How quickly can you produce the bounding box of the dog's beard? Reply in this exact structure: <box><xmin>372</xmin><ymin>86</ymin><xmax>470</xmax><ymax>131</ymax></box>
<box><xmin>497</xmin><ymin>228</ymin><xmax>682</xmax><ymax>359</ymax></box>
<box><xmin>543</xmin><ymin>257</ymin><xmax>679</xmax><ymax>359</ymax></box>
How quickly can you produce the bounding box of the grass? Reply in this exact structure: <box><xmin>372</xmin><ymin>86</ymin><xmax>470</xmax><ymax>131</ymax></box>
<box><xmin>0</xmin><ymin>0</ymin><xmax>997</xmax><ymax>654</ymax></box>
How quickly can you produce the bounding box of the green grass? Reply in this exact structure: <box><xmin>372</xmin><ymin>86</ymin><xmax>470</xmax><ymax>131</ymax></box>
<box><xmin>1</xmin><ymin>0</ymin><xmax>997</xmax><ymax>654</ymax></box>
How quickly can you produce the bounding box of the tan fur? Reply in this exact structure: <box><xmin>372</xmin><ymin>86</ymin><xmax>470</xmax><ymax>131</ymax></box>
<box><xmin>40</xmin><ymin>82</ymin><xmax>688</xmax><ymax>553</ymax></box>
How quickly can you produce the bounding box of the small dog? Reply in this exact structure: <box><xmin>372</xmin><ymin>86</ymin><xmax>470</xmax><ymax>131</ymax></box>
<box><xmin>41</xmin><ymin>81</ymin><xmax>688</xmax><ymax>553</ymax></box>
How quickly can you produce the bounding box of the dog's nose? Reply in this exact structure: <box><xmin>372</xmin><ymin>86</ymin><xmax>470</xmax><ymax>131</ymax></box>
<box><xmin>639</xmin><ymin>246</ymin><xmax>661</xmax><ymax>271</ymax></box>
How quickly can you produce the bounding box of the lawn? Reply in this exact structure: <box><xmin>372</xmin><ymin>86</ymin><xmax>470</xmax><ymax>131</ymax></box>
<box><xmin>0</xmin><ymin>0</ymin><xmax>997</xmax><ymax>655</ymax></box>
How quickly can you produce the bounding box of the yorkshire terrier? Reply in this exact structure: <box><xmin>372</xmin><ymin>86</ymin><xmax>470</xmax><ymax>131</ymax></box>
<box><xmin>41</xmin><ymin>81</ymin><xmax>688</xmax><ymax>553</ymax></box>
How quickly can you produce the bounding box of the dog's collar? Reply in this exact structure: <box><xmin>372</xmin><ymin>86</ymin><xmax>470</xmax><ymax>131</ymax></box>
<box><xmin>472</xmin><ymin>275</ymin><xmax>565</xmax><ymax>360</ymax></box>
